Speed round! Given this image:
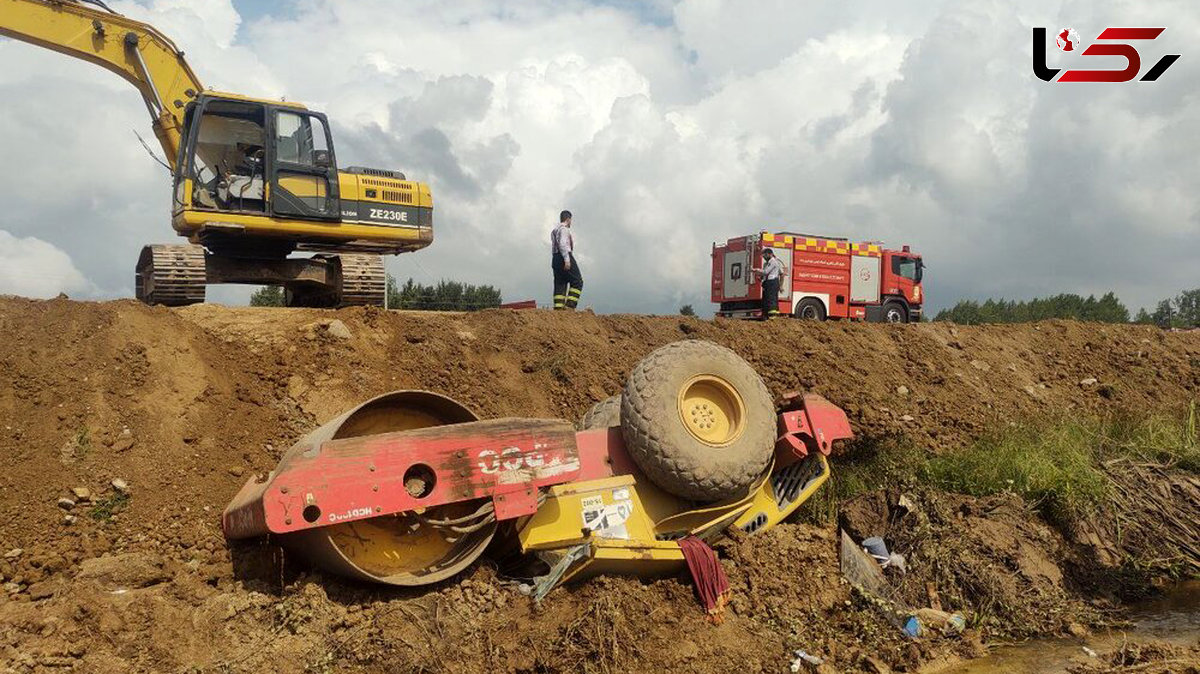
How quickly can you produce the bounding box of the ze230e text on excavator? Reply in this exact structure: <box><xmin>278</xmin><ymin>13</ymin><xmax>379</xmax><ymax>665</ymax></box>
<box><xmin>1</xmin><ymin>0</ymin><xmax>432</xmax><ymax>307</ymax></box>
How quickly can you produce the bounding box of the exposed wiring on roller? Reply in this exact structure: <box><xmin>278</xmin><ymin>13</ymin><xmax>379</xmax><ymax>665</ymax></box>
<box><xmin>416</xmin><ymin>500</ymin><xmax>495</xmax><ymax>527</ymax></box>
<box><xmin>444</xmin><ymin>519</ymin><xmax>495</xmax><ymax>535</ymax></box>
<box><xmin>416</xmin><ymin>492</ymin><xmax>548</xmax><ymax>536</ymax></box>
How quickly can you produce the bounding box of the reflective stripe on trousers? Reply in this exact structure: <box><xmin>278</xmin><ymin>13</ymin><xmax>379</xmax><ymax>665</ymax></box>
<box><xmin>552</xmin><ymin>253</ymin><xmax>583</xmax><ymax>310</ymax></box>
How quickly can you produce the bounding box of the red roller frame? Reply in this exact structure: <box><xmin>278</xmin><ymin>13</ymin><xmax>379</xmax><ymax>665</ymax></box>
<box><xmin>223</xmin><ymin>393</ymin><xmax>853</xmax><ymax>540</ymax></box>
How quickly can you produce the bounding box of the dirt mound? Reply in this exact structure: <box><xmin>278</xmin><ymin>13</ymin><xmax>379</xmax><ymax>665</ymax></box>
<box><xmin>0</xmin><ymin>297</ymin><xmax>1198</xmax><ymax>672</ymax></box>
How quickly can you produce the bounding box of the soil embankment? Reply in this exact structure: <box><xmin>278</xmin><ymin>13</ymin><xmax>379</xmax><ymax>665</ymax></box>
<box><xmin>0</xmin><ymin>297</ymin><xmax>1197</xmax><ymax>673</ymax></box>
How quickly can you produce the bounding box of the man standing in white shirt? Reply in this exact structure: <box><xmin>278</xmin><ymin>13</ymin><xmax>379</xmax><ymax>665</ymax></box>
<box><xmin>551</xmin><ymin>210</ymin><xmax>583</xmax><ymax>310</ymax></box>
<box><xmin>752</xmin><ymin>248</ymin><xmax>786</xmax><ymax>320</ymax></box>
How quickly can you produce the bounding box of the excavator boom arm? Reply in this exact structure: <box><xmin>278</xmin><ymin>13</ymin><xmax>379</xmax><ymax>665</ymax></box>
<box><xmin>0</xmin><ymin>0</ymin><xmax>204</xmax><ymax>167</ymax></box>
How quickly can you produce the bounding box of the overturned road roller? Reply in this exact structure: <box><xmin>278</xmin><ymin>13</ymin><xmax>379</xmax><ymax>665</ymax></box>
<box><xmin>222</xmin><ymin>340</ymin><xmax>853</xmax><ymax>592</ymax></box>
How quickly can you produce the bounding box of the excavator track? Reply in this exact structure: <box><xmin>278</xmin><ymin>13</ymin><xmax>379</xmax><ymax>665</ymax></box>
<box><xmin>135</xmin><ymin>245</ymin><xmax>206</xmax><ymax>306</ymax></box>
<box><xmin>134</xmin><ymin>247</ymin><xmax>384</xmax><ymax>308</ymax></box>
<box><xmin>337</xmin><ymin>254</ymin><xmax>387</xmax><ymax>307</ymax></box>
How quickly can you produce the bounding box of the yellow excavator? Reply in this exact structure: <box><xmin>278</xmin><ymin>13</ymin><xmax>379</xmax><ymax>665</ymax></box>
<box><xmin>0</xmin><ymin>0</ymin><xmax>434</xmax><ymax>306</ymax></box>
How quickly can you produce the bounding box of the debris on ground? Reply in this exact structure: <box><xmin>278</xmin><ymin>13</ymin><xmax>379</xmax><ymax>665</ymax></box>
<box><xmin>790</xmin><ymin>649</ymin><xmax>825</xmax><ymax>671</ymax></box>
<box><xmin>907</xmin><ymin>608</ymin><xmax>966</xmax><ymax>637</ymax></box>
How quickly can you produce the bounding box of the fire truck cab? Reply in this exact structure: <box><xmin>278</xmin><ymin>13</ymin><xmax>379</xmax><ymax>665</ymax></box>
<box><xmin>711</xmin><ymin>231</ymin><xmax>924</xmax><ymax>322</ymax></box>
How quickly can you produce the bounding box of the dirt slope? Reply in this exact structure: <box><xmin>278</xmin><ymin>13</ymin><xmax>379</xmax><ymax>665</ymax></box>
<box><xmin>0</xmin><ymin>297</ymin><xmax>1197</xmax><ymax>673</ymax></box>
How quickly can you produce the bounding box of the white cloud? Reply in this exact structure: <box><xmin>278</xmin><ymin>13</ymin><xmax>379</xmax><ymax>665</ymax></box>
<box><xmin>0</xmin><ymin>0</ymin><xmax>1194</xmax><ymax>315</ymax></box>
<box><xmin>0</xmin><ymin>230</ymin><xmax>93</xmax><ymax>299</ymax></box>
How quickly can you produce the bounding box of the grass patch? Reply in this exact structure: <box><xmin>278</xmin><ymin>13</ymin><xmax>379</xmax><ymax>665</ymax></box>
<box><xmin>1100</xmin><ymin>401</ymin><xmax>1200</xmax><ymax>472</ymax></box>
<box><xmin>60</xmin><ymin>426</ymin><xmax>92</xmax><ymax>461</ymax></box>
<box><xmin>798</xmin><ymin>435</ymin><xmax>924</xmax><ymax>524</ymax></box>
<box><xmin>925</xmin><ymin>421</ymin><xmax>1109</xmax><ymax>525</ymax></box>
<box><xmin>89</xmin><ymin>491</ymin><xmax>130</xmax><ymax>521</ymax></box>
<box><xmin>73</xmin><ymin>427</ymin><xmax>91</xmax><ymax>457</ymax></box>
<box><xmin>526</xmin><ymin>354</ymin><xmax>571</xmax><ymax>383</ymax></box>
<box><xmin>800</xmin><ymin>402</ymin><xmax>1199</xmax><ymax>526</ymax></box>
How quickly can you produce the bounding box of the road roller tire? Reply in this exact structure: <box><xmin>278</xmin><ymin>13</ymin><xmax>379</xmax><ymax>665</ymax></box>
<box><xmin>619</xmin><ymin>340</ymin><xmax>774</xmax><ymax>502</ymax></box>
<box><xmin>578</xmin><ymin>395</ymin><xmax>621</xmax><ymax>430</ymax></box>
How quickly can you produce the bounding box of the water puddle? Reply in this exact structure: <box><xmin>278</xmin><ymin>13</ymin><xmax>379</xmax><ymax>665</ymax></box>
<box><xmin>929</xmin><ymin>581</ymin><xmax>1200</xmax><ymax>674</ymax></box>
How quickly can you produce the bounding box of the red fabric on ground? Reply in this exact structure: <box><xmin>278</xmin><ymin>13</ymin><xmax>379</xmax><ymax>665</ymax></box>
<box><xmin>678</xmin><ymin>535</ymin><xmax>731</xmax><ymax>623</ymax></box>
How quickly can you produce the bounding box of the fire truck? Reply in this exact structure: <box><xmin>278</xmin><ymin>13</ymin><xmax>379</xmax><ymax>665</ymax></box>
<box><xmin>712</xmin><ymin>231</ymin><xmax>924</xmax><ymax>322</ymax></box>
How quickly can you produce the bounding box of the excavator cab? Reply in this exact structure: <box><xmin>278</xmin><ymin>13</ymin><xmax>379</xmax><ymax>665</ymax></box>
<box><xmin>175</xmin><ymin>95</ymin><xmax>341</xmax><ymax>232</ymax></box>
<box><xmin>178</xmin><ymin>98</ymin><xmax>267</xmax><ymax>214</ymax></box>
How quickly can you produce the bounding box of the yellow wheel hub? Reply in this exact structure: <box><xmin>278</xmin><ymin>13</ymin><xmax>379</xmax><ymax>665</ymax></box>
<box><xmin>678</xmin><ymin>374</ymin><xmax>746</xmax><ymax>447</ymax></box>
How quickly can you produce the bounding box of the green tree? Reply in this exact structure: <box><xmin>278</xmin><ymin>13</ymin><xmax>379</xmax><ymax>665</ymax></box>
<box><xmin>1093</xmin><ymin>292</ymin><xmax>1130</xmax><ymax>323</ymax></box>
<box><xmin>1174</xmin><ymin>289</ymin><xmax>1200</xmax><ymax>327</ymax></box>
<box><xmin>385</xmin><ymin>275</ymin><xmax>502</xmax><ymax>311</ymax></box>
<box><xmin>1132</xmin><ymin>287</ymin><xmax>1200</xmax><ymax>329</ymax></box>
<box><xmin>249</xmin><ymin>285</ymin><xmax>285</xmax><ymax>307</ymax></box>
<box><xmin>1150</xmin><ymin>299</ymin><xmax>1175</xmax><ymax>328</ymax></box>
<box><xmin>680</xmin><ymin>304</ymin><xmax>696</xmax><ymax>316</ymax></box>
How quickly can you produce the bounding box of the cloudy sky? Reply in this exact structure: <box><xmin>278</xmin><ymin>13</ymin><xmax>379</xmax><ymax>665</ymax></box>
<box><xmin>0</xmin><ymin>0</ymin><xmax>1195</xmax><ymax>315</ymax></box>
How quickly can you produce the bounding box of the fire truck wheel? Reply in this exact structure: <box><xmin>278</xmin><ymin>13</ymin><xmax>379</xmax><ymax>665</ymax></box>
<box><xmin>620</xmin><ymin>340</ymin><xmax>774</xmax><ymax>501</ymax></box>
<box><xmin>794</xmin><ymin>297</ymin><xmax>826</xmax><ymax>321</ymax></box>
<box><xmin>578</xmin><ymin>395</ymin><xmax>621</xmax><ymax>430</ymax></box>
<box><xmin>883</xmin><ymin>301</ymin><xmax>908</xmax><ymax>323</ymax></box>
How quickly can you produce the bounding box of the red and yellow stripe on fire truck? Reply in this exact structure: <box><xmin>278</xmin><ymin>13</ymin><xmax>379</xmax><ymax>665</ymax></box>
<box><xmin>761</xmin><ymin>233</ymin><xmax>882</xmax><ymax>257</ymax></box>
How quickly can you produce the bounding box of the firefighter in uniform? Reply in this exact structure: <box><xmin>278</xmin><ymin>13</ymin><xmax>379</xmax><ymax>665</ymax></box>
<box><xmin>752</xmin><ymin>248</ymin><xmax>785</xmax><ymax>320</ymax></box>
<box><xmin>551</xmin><ymin>210</ymin><xmax>583</xmax><ymax>310</ymax></box>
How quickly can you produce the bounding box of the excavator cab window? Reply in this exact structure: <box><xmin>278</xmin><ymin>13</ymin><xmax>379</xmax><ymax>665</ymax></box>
<box><xmin>186</xmin><ymin>100</ymin><xmax>267</xmax><ymax>213</ymax></box>
<box><xmin>269</xmin><ymin>110</ymin><xmax>340</xmax><ymax>220</ymax></box>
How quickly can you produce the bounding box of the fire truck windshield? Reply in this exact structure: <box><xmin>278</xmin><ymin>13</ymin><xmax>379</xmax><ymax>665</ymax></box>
<box><xmin>892</xmin><ymin>256</ymin><xmax>922</xmax><ymax>282</ymax></box>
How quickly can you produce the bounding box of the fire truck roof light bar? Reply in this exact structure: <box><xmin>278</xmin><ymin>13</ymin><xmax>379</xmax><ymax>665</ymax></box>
<box><xmin>771</xmin><ymin>231</ymin><xmax>849</xmax><ymax>241</ymax></box>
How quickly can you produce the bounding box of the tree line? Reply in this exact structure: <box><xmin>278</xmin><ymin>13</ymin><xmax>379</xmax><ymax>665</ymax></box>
<box><xmin>249</xmin><ymin>275</ymin><xmax>503</xmax><ymax>311</ymax></box>
<box><xmin>1134</xmin><ymin>289</ymin><xmax>1200</xmax><ymax>328</ymax></box>
<box><xmin>386</xmin><ymin>277</ymin><xmax>502</xmax><ymax>311</ymax></box>
<box><xmin>933</xmin><ymin>292</ymin><xmax>1129</xmax><ymax>324</ymax></box>
<box><xmin>251</xmin><ymin>277</ymin><xmax>1200</xmax><ymax>327</ymax></box>
<box><xmin>934</xmin><ymin>289</ymin><xmax>1200</xmax><ymax>328</ymax></box>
